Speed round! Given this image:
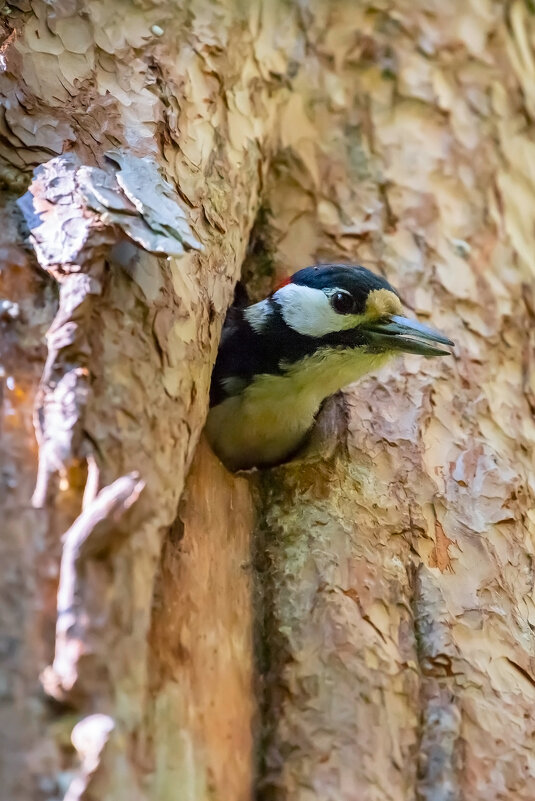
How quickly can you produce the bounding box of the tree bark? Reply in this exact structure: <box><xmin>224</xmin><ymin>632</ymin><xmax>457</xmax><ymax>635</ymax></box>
<box><xmin>1</xmin><ymin>2</ymin><xmax>535</xmax><ymax>801</ymax></box>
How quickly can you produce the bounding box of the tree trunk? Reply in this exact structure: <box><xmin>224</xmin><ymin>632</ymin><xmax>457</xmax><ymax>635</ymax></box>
<box><xmin>1</xmin><ymin>2</ymin><xmax>535</xmax><ymax>800</ymax></box>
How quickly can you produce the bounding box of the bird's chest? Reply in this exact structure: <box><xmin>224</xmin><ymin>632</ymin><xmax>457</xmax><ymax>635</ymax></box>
<box><xmin>205</xmin><ymin>372</ymin><xmax>320</xmax><ymax>471</ymax></box>
<box><xmin>205</xmin><ymin>348</ymin><xmax>389</xmax><ymax>471</ymax></box>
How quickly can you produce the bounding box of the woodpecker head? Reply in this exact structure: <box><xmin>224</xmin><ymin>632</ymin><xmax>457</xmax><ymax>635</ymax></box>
<box><xmin>242</xmin><ymin>263</ymin><xmax>453</xmax><ymax>359</ymax></box>
<box><xmin>207</xmin><ymin>263</ymin><xmax>453</xmax><ymax>471</ymax></box>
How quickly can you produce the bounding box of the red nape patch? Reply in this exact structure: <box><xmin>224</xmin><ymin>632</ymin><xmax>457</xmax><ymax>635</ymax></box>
<box><xmin>273</xmin><ymin>275</ymin><xmax>292</xmax><ymax>292</ymax></box>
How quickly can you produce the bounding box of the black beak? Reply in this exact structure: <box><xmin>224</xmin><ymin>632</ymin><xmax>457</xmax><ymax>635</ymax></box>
<box><xmin>362</xmin><ymin>315</ymin><xmax>454</xmax><ymax>357</ymax></box>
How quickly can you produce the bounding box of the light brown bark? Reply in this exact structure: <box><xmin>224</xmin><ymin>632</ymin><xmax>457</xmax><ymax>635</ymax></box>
<box><xmin>1</xmin><ymin>2</ymin><xmax>535</xmax><ymax>801</ymax></box>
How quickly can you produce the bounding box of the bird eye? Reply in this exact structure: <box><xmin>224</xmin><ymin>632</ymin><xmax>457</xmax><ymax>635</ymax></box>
<box><xmin>330</xmin><ymin>291</ymin><xmax>354</xmax><ymax>314</ymax></box>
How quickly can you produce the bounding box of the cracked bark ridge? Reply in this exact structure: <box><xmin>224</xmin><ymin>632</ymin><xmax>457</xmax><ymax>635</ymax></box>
<box><xmin>413</xmin><ymin>565</ymin><xmax>462</xmax><ymax>801</ymax></box>
<box><xmin>17</xmin><ymin>150</ymin><xmax>201</xmax><ymax>507</ymax></box>
<box><xmin>41</xmin><ymin>472</ymin><xmax>145</xmax><ymax>705</ymax></box>
<box><xmin>11</xmin><ymin>146</ymin><xmax>202</xmax><ymax>793</ymax></box>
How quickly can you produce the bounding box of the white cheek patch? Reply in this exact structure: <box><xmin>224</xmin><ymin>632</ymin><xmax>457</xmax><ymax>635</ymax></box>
<box><xmin>273</xmin><ymin>283</ymin><xmax>363</xmax><ymax>337</ymax></box>
<box><xmin>243</xmin><ymin>299</ymin><xmax>272</xmax><ymax>333</ymax></box>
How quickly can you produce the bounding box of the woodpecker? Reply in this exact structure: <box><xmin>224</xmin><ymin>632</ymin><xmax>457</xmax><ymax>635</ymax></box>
<box><xmin>206</xmin><ymin>263</ymin><xmax>453</xmax><ymax>471</ymax></box>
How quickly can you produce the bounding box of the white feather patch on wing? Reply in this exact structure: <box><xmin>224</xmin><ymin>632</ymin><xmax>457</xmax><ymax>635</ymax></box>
<box><xmin>273</xmin><ymin>283</ymin><xmax>364</xmax><ymax>336</ymax></box>
<box><xmin>243</xmin><ymin>299</ymin><xmax>272</xmax><ymax>332</ymax></box>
